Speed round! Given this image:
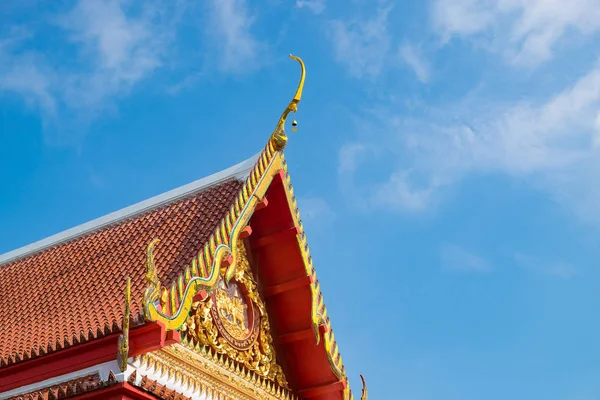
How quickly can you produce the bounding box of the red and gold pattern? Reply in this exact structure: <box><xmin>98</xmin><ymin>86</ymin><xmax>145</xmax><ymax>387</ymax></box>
<box><xmin>180</xmin><ymin>240</ymin><xmax>288</xmax><ymax>389</ymax></box>
<box><xmin>0</xmin><ymin>54</ymin><xmax>366</xmax><ymax>400</ymax></box>
<box><xmin>141</xmin><ymin>55</ymin><xmax>366</xmax><ymax>399</ymax></box>
<box><xmin>211</xmin><ymin>279</ymin><xmax>259</xmax><ymax>350</ymax></box>
<box><xmin>0</xmin><ymin>179</ymin><xmax>243</xmax><ymax>369</ymax></box>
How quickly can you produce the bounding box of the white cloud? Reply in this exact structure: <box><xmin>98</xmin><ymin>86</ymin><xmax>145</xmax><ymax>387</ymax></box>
<box><xmin>514</xmin><ymin>253</ymin><xmax>579</xmax><ymax>279</ymax></box>
<box><xmin>440</xmin><ymin>244</ymin><xmax>492</xmax><ymax>273</ymax></box>
<box><xmin>432</xmin><ymin>0</ymin><xmax>600</xmax><ymax>67</ymax></box>
<box><xmin>340</xmin><ymin>60</ymin><xmax>600</xmax><ymax>221</ymax></box>
<box><xmin>432</xmin><ymin>0</ymin><xmax>494</xmax><ymax>39</ymax></box>
<box><xmin>205</xmin><ymin>0</ymin><xmax>264</xmax><ymax>74</ymax></box>
<box><xmin>0</xmin><ymin>50</ymin><xmax>56</xmax><ymax>118</ymax></box>
<box><xmin>373</xmin><ymin>170</ymin><xmax>440</xmax><ymax>212</ymax></box>
<box><xmin>0</xmin><ymin>27</ymin><xmax>56</xmax><ymax>117</ymax></box>
<box><xmin>328</xmin><ymin>7</ymin><xmax>392</xmax><ymax>79</ymax></box>
<box><xmin>58</xmin><ymin>0</ymin><xmax>169</xmax><ymax>110</ymax></box>
<box><xmin>338</xmin><ymin>143</ymin><xmax>367</xmax><ymax>175</ymax></box>
<box><xmin>0</xmin><ymin>0</ymin><xmax>178</xmax><ymax>143</ymax></box>
<box><xmin>296</xmin><ymin>0</ymin><xmax>326</xmax><ymax>15</ymax></box>
<box><xmin>399</xmin><ymin>43</ymin><xmax>431</xmax><ymax>83</ymax></box>
<box><xmin>297</xmin><ymin>196</ymin><xmax>335</xmax><ymax>222</ymax></box>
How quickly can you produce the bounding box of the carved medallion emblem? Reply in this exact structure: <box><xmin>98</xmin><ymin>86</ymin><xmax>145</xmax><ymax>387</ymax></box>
<box><xmin>182</xmin><ymin>239</ymin><xmax>288</xmax><ymax>389</ymax></box>
<box><xmin>211</xmin><ymin>279</ymin><xmax>259</xmax><ymax>350</ymax></box>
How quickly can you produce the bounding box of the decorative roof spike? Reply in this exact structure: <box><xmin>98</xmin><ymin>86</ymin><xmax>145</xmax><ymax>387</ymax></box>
<box><xmin>360</xmin><ymin>375</ymin><xmax>368</xmax><ymax>400</ymax></box>
<box><xmin>66</xmin><ymin>383</ymin><xmax>75</xmax><ymax>396</ymax></box>
<box><xmin>128</xmin><ymin>370</ymin><xmax>137</xmax><ymax>384</ymax></box>
<box><xmin>191</xmin><ymin>257</ymin><xmax>199</xmax><ymax>276</ymax></box>
<box><xmin>143</xmin><ymin>238</ymin><xmax>162</xmax><ymax>320</ymax></box>
<box><xmin>47</xmin><ymin>389</ymin><xmax>58</xmax><ymax>400</ymax></box>
<box><xmin>75</xmin><ymin>381</ymin><xmax>85</xmax><ymax>394</ymax></box>
<box><xmin>270</xmin><ymin>54</ymin><xmax>306</xmax><ymax>151</ymax></box>
<box><xmin>107</xmin><ymin>370</ymin><xmax>118</xmax><ymax>384</ymax></box>
<box><xmin>117</xmin><ymin>277</ymin><xmax>131</xmax><ymax>372</ymax></box>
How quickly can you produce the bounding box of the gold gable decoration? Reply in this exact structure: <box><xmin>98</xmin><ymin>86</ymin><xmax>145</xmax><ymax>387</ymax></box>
<box><xmin>181</xmin><ymin>239</ymin><xmax>288</xmax><ymax>389</ymax></box>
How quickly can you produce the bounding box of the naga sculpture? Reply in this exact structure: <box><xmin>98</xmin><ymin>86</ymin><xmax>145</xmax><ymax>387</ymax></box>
<box><xmin>117</xmin><ymin>278</ymin><xmax>131</xmax><ymax>372</ymax></box>
<box><xmin>143</xmin><ymin>239</ymin><xmax>162</xmax><ymax>319</ymax></box>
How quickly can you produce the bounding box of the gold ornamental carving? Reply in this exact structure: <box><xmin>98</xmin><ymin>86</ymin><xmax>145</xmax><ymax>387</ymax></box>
<box><xmin>117</xmin><ymin>277</ymin><xmax>131</xmax><ymax>372</ymax></box>
<box><xmin>182</xmin><ymin>239</ymin><xmax>288</xmax><ymax>389</ymax></box>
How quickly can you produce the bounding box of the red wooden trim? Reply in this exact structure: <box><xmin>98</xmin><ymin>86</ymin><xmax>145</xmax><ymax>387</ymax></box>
<box><xmin>319</xmin><ymin>324</ymin><xmax>329</xmax><ymax>335</ymax></box>
<box><xmin>246</xmin><ymin>174</ymin><xmax>346</xmax><ymax>398</ymax></box>
<box><xmin>255</xmin><ymin>197</ymin><xmax>269</xmax><ymax>210</ymax></box>
<box><xmin>278</xmin><ymin>328</ymin><xmax>315</xmax><ymax>344</ymax></box>
<box><xmin>222</xmin><ymin>255</ymin><xmax>234</xmax><ymax>268</ymax></box>
<box><xmin>297</xmin><ymin>379</ymin><xmax>347</xmax><ymax>398</ymax></box>
<box><xmin>239</xmin><ymin>226</ymin><xmax>253</xmax><ymax>239</ymax></box>
<box><xmin>165</xmin><ymin>329</ymin><xmax>180</xmax><ymax>344</ymax></box>
<box><xmin>251</xmin><ymin>226</ymin><xmax>300</xmax><ymax>249</ymax></box>
<box><xmin>0</xmin><ymin>323</ymin><xmax>166</xmax><ymax>393</ymax></box>
<box><xmin>264</xmin><ymin>275</ymin><xmax>313</xmax><ymax>297</ymax></box>
<box><xmin>71</xmin><ymin>383</ymin><xmax>126</xmax><ymax>400</ymax></box>
<box><xmin>72</xmin><ymin>382</ymin><xmax>158</xmax><ymax>400</ymax></box>
<box><xmin>192</xmin><ymin>290</ymin><xmax>208</xmax><ymax>302</ymax></box>
<box><xmin>122</xmin><ymin>382</ymin><xmax>164</xmax><ymax>400</ymax></box>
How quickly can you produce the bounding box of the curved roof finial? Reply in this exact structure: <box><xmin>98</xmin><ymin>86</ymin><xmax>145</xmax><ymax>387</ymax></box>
<box><xmin>270</xmin><ymin>54</ymin><xmax>306</xmax><ymax>151</ymax></box>
<box><xmin>360</xmin><ymin>374</ymin><xmax>368</xmax><ymax>400</ymax></box>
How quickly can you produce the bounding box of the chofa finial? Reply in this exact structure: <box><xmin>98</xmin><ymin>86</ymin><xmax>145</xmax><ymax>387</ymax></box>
<box><xmin>117</xmin><ymin>277</ymin><xmax>131</xmax><ymax>372</ymax></box>
<box><xmin>142</xmin><ymin>238</ymin><xmax>162</xmax><ymax>320</ymax></box>
<box><xmin>360</xmin><ymin>375</ymin><xmax>368</xmax><ymax>400</ymax></box>
<box><xmin>270</xmin><ymin>54</ymin><xmax>306</xmax><ymax>151</ymax></box>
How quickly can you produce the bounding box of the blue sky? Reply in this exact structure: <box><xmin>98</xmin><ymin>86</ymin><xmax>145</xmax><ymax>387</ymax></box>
<box><xmin>2</xmin><ymin>0</ymin><xmax>600</xmax><ymax>398</ymax></box>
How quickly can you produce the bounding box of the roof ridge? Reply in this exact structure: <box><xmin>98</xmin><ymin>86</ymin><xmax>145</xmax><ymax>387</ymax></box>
<box><xmin>0</xmin><ymin>153</ymin><xmax>260</xmax><ymax>267</ymax></box>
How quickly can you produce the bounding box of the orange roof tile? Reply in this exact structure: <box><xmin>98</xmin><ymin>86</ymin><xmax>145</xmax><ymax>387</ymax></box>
<box><xmin>6</xmin><ymin>370</ymin><xmax>192</xmax><ymax>400</ymax></box>
<box><xmin>0</xmin><ymin>179</ymin><xmax>243</xmax><ymax>367</ymax></box>
<box><xmin>129</xmin><ymin>372</ymin><xmax>192</xmax><ymax>400</ymax></box>
<box><xmin>6</xmin><ymin>372</ymin><xmax>113</xmax><ymax>400</ymax></box>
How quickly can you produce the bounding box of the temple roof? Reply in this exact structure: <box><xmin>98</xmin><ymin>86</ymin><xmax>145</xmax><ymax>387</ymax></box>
<box><xmin>0</xmin><ymin>154</ymin><xmax>258</xmax><ymax>267</ymax></box>
<box><xmin>0</xmin><ymin>55</ymin><xmax>361</xmax><ymax>400</ymax></box>
<box><xmin>0</xmin><ymin>155</ymin><xmax>257</xmax><ymax>367</ymax></box>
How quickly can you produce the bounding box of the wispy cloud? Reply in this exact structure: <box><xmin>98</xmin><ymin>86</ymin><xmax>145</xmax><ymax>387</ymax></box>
<box><xmin>58</xmin><ymin>0</ymin><xmax>170</xmax><ymax>111</ymax></box>
<box><xmin>297</xmin><ymin>196</ymin><xmax>335</xmax><ymax>222</ymax></box>
<box><xmin>296</xmin><ymin>0</ymin><xmax>326</xmax><ymax>15</ymax></box>
<box><xmin>340</xmin><ymin>60</ymin><xmax>600</xmax><ymax>221</ymax></box>
<box><xmin>514</xmin><ymin>253</ymin><xmax>579</xmax><ymax>279</ymax></box>
<box><xmin>328</xmin><ymin>6</ymin><xmax>392</xmax><ymax>79</ymax></box>
<box><xmin>440</xmin><ymin>244</ymin><xmax>492</xmax><ymax>273</ymax></box>
<box><xmin>338</xmin><ymin>143</ymin><xmax>367</xmax><ymax>175</ymax></box>
<box><xmin>0</xmin><ymin>0</ymin><xmax>179</xmax><ymax>144</ymax></box>
<box><xmin>205</xmin><ymin>0</ymin><xmax>264</xmax><ymax>74</ymax></box>
<box><xmin>373</xmin><ymin>170</ymin><xmax>441</xmax><ymax>213</ymax></box>
<box><xmin>399</xmin><ymin>42</ymin><xmax>431</xmax><ymax>83</ymax></box>
<box><xmin>432</xmin><ymin>0</ymin><xmax>600</xmax><ymax>67</ymax></box>
<box><xmin>0</xmin><ymin>27</ymin><xmax>56</xmax><ymax>118</ymax></box>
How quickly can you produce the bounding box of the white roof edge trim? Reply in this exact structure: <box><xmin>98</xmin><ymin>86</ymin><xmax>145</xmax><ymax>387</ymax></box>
<box><xmin>0</xmin><ymin>152</ymin><xmax>260</xmax><ymax>266</ymax></box>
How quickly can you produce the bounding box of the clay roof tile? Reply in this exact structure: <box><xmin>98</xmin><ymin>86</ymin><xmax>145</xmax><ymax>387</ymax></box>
<box><xmin>0</xmin><ymin>174</ymin><xmax>245</xmax><ymax>365</ymax></box>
